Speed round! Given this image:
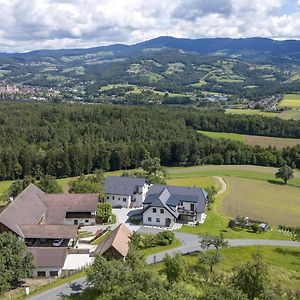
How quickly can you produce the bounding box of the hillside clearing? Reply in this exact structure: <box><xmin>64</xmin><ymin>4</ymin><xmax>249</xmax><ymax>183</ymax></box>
<box><xmin>279</xmin><ymin>94</ymin><xmax>300</xmax><ymax>108</ymax></box>
<box><xmin>226</xmin><ymin>108</ymin><xmax>300</xmax><ymax>120</ymax></box>
<box><xmin>198</xmin><ymin>130</ymin><xmax>300</xmax><ymax>148</ymax></box>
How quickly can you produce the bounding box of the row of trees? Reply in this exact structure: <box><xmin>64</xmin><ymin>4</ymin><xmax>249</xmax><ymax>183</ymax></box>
<box><xmin>0</xmin><ymin>103</ymin><xmax>300</xmax><ymax>181</ymax></box>
<box><xmin>79</xmin><ymin>233</ymin><xmax>298</xmax><ymax>300</ymax></box>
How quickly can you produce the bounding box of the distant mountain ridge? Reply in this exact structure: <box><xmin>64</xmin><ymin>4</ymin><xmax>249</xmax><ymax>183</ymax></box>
<box><xmin>1</xmin><ymin>36</ymin><xmax>300</xmax><ymax>64</ymax></box>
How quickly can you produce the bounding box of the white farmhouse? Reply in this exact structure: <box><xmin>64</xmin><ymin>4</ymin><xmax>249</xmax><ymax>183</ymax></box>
<box><xmin>141</xmin><ymin>185</ymin><xmax>208</xmax><ymax>227</ymax></box>
<box><xmin>104</xmin><ymin>176</ymin><xmax>149</xmax><ymax>208</ymax></box>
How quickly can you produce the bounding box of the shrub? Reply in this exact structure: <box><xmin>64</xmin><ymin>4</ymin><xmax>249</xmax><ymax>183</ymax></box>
<box><xmin>156</xmin><ymin>231</ymin><xmax>175</xmax><ymax>245</ymax></box>
<box><xmin>251</xmin><ymin>223</ymin><xmax>260</xmax><ymax>233</ymax></box>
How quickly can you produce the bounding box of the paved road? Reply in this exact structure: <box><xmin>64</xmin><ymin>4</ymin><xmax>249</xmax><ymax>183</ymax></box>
<box><xmin>29</xmin><ymin>231</ymin><xmax>300</xmax><ymax>300</ymax></box>
<box><xmin>146</xmin><ymin>232</ymin><xmax>300</xmax><ymax>263</ymax></box>
<box><xmin>29</xmin><ymin>276</ymin><xmax>87</xmax><ymax>300</ymax></box>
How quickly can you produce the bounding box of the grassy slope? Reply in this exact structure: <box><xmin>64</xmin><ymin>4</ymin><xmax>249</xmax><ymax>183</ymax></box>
<box><xmin>279</xmin><ymin>93</ymin><xmax>300</xmax><ymax>108</ymax></box>
<box><xmin>140</xmin><ymin>239</ymin><xmax>182</xmax><ymax>256</ymax></box>
<box><xmin>167</xmin><ymin>165</ymin><xmax>300</xmax><ymax>238</ymax></box>
<box><xmin>221</xmin><ymin>177</ymin><xmax>300</xmax><ymax>226</ymax></box>
<box><xmin>183</xmin><ymin>246</ymin><xmax>300</xmax><ymax>289</ymax></box>
<box><xmin>198</xmin><ymin>130</ymin><xmax>300</xmax><ymax>148</ymax></box>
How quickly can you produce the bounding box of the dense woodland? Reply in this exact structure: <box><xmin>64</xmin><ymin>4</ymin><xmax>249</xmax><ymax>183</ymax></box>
<box><xmin>0</xmin><ymin>103</ymin><xmax>300</xmax><ymax>180</ymax></box>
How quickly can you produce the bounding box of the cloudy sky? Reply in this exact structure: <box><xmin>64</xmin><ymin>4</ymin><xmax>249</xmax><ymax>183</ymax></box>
<box><xmin>0</xmin><ymin>0</ymin><xmax>300</xmax><ymax>52</ymax></box>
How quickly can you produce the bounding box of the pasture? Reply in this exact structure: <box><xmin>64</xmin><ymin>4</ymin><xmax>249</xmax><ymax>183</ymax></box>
<box><xmin>199</xmin><ymin>130</ymin><xmax>300</xmax><ymax>148</ymax></box>
<box><xmin>226</xmin><ymin>108</ymin><xmax>300</xmax><ymax>120</ymax></box>
<box><xmin>221</xmin><ymin>177</ymin><xmax>300</xmax><ymax>226</ymax></box>
<box><xmin>279</xmin><ymin>94</ymin><xmax>300</xmax><ymax>108</ymax></box>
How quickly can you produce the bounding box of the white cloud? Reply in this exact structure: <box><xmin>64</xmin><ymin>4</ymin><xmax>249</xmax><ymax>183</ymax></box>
<box><xmin>0</xmin><ymin>0</ymin><xmax>299</xmax><ymax>52</ymax></box>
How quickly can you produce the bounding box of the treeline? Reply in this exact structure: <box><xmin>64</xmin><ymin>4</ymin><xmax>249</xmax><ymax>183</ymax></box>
<box><xmin>186</xmin><ymin>110</ymin><xmax>300</xmax><ymax>138</ymax></box>
<box><xmin>0</xmin><ymin>103</ymin><xmax>300</xmax><ymax>180</ymax></box>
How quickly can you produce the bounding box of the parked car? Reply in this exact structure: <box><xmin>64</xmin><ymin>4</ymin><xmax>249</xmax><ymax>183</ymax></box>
<box><xmin>53</xmin><ymin>239</ymin><xmax>64</xmax><ymax>247</ymax></box>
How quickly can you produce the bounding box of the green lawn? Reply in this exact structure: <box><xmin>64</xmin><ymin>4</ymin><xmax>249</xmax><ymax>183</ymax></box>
<box><xmin>279</xmin><ymin>94</ymin><xmax>300</xmax><ymax>108</ymax></box>
<box><xmin>198</xmin><ymin>130</ymin><xmax>245</xmax><ymax>142</ymax></box>
<box><xmin>91</xmin><ymin>230</ymin><xmax>112</xmax><ymax>245</ymax></box>
<box><xmin>139</xmin><ymin>239</ymin><xmax>182</xmax><ymax>256</ymax></box>
<box><xmin>183</xmin><ymin>246</ymin><xmax>300</xmax><ymax>289</ymax></box>
<box><xmin>167</xmin><ymin>165</ymin><xmax>300</xmax><ymax>188</ymax></box>
<box><xmin>166</xmin><ymin>176</ymin><xmax>219</xmax><ymax>190</ymax></box>
<box><xmin>0</xmin><ymin>180</ymin><xmax>13</xmax><ymax>206</ymax></box>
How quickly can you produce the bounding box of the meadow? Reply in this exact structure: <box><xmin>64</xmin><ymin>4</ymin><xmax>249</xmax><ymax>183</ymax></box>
<box><xmin>183</xmin><ymin>246</ymin><xmax>300</xmax><ymax>289</ymax></box>
<box><xmin>279</xmin><ymin>93</ymin><xmax>300</xmax><ymax>108</ymax></box>
<box><xmin>198</xmin><ymin>130</ymin><xmax>300</xmax><ymax>148</ymax></box>
<box><xmin>226</xmin><ymin>108</ymin><xmax>300</xmax><ymax>120</ymax></box>
<box><xmin>221</xmin><ymin>177</ymin><xmax>300</xmax><ymax>226</ymax></box>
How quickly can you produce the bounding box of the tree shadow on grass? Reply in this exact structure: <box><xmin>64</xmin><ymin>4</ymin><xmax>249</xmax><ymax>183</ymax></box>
<box><xmin>274</xmin><ymin>247</ymin><xmax>300</xmax><ymax>260</ymax></box>
<box><xmin>268</xmin><ymin>180</ymin><xmax>285</xmax><ymax>186</ymax></box>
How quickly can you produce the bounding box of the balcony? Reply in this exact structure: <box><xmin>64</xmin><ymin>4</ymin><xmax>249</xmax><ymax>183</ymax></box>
<box><xmin>177</xmin><ymin>207</ymin><xmax>196</xmax><ymax>216</ymax></box>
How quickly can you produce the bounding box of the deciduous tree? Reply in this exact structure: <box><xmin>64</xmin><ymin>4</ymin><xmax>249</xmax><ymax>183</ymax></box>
<box><xmin>276</xmin><ymin>165</ymin><xmax>294</xmax><ymax>184</ymax></box>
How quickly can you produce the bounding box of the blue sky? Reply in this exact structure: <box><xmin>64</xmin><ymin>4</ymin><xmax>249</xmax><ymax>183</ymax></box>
<box><xmin>0</xmin><ymin>0</ymin><xmax>299</xmax><ymax>52</ymax></box>
<box><xmin>280</xmin><ymin>0</ymin><xmax>298</xmax><ymax>14</ymax></box>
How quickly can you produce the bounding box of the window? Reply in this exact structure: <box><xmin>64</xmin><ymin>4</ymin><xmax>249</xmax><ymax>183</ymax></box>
<box><xmin>156</xmin><ymin>218</ymin><xmax>160</xmax><ymax>223</ymax></box>
<box><xmin>123</xmin><ymin>198</ymin><xmax>127</xmax><ymax>202</ymax></box>
<box><xmin>50</xmin><ymin>271</ymin><xmax>58</xmax><ymax>277</ymax></box>
<box><xmin>153</xmin><ymin>208</ymin><xmax>157</xmax><ymax>213</ymax></box>
<box><xmin>160</xmin><ymin>209</ymin><xmax>164</xmax><ymax>214</ymax></box>
<box><xmin>118</xmin><ymin>197</ymin><xmax>121</xmax><ymax>200</ymax></box>
<box><xmin>37</xmin><ymin>271</ymin><xmax>46</xmax><ymax>277</ymax></box>
<box><xmin>148</xmin><ymin>217</ymin><xmax>152</xmax><ymax>222</ymax></box>
<box><xmin>106</xmin><ymin>196</ymin><xmax>109</xmax><ymax>200</ymax></box>
<box><xmin>112</xmin><ymin>196</ymin><xmax>115</xmax><ymax>200</ymax></box>
<box><xmin>190</xmin><ymin>204</ymin><xmax>195</xmax><ymax>211</ymax></box>
<box><xmin>85</xmin><ymin>220</ymin><xmax>89</xmax><ymax>223</ymax></box>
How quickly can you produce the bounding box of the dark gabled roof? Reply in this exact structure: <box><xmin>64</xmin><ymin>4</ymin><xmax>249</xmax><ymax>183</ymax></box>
<box><xmin>0</xmin><ymin>184</ymin><xmax>99</xmax><ymax>236</ymax></box>
<box><xmin>94</xmin><ymin>223</ymin><xmax>132</xmax><ymax>258</ymax></box>
<box><xmin>42</xmin><ymin>194</ymin><xmax>99</xmax><ymax>224</ymax></box>
<box><xmin>104</xmin><ymin>176</ymin><xmax>147</xmax><ymax>196</ymax></box>
<box><xmin>0</xmin><ymin>184</ymin><xmax>46</xmax><ymax>237</ymax></box>
<box><xmin>19</xmin><ymin>224</ymin><xmax>78</xmax><ymax>239</ymax></box>
<box><xmin>143</xmin><ymin>184</ymin><xmax>207</xmax><ymax>214</ymax></box>
<box><xmin>142</xmin><ymin>188</ymin><xmax>179</xmax><ymax>218</ymax></box>
<box><xmin>28</xmin><ymin>247</ymin><xmax>68</xmax><ymax>268</ymax></box>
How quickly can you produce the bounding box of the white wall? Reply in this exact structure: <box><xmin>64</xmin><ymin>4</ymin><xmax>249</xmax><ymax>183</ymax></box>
<box><xmin>132</xmin><ymin>184</ymin><xmax>149</xmax><ymax>207</ymax></box>
<box><xmin>106</xmin><ymin>194</ymin><xmax>131</xmax><ymax>208</ymax></box>
<box><xmin>142</xmin><ymin>206</ymin><xmax>175</xmax><ymax>226</ymax></box>
<box><xmin>32</xmin><ymin>267</ymin><xmax>62</xmax><ymax>278</ymax></box>
<box><xmin>64</xmin><ymin>217</ymin><xmax>96</xmax><ymax>226</ymax></box>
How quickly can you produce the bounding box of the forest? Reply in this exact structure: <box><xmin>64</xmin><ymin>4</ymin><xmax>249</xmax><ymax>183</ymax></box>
<box><xmin>0</xmin><ymin>103</ymin><xmax>300</xmax><ymax>180</ymax></box>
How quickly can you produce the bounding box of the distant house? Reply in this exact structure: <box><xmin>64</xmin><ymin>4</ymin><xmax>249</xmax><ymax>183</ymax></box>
<box><xmin>28</xmin><ymin>247</ymin><xmax>68</xmax><ymax>277</ymax></box>
<box><xmin>141</xmin><ymin>185</ymin><xmax>208</xmax><ymax>227</ymax></box>
<box><xmin>104</xmin><ymin>176</ymin><xmax>149</xmax><ymax>208</ymax></box>
<box><xmin>93</xmin><ymin>223</ymin><xmax>132</xmax><ymax>260</ymax></box>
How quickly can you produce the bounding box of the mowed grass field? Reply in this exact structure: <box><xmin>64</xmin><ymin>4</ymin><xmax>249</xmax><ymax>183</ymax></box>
<box><xmin>199</xmin><ymin>130</ymin><xmax>300</xmax><ymax>148</ymax></box>
<box><xmin>279</xmin><ymin>93</ymin><xmax>300</xmax><ymax>108</ymax></box>
<box><xmin>221</xmin><ymin>177</ymin><xmax>300</xmax><ymax>226</ymax></box>
<box><xmin>226</xmin><ymin>108</ymin><xmax>300</xmax><ymax>120</ymax></box>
